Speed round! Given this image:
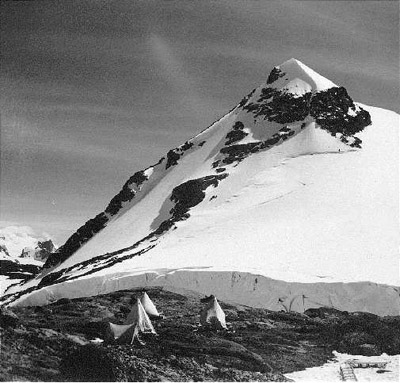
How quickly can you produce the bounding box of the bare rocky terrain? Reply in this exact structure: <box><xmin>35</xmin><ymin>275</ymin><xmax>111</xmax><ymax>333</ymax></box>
<box><xmin>1</xmin><ymin>287</ymin><xmax>399</xmax><ymax>381</ymax></box>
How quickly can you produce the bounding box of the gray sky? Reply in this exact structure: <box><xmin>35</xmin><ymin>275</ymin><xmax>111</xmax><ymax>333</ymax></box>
<box><xmin>1</xmin><ymin>0</ymin><xmax>399</xmax><ymax>242</ymax></box>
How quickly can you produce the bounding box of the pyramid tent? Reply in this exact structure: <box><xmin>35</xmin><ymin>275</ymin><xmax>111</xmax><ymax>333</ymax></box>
<box><xmin>140</xmin><ymin>292</ymin><xmax>160</xmax><ymax>317</ymax></box>
<box><xmin>124</xmin><ymin>298</ymin><xmax>157</xmax><ymax>334</ymax></box>
<box><xmin>200</xmin><ymin>296</ymin><xmax>227</xmax><ymax>329</ymax></box>
<box><xmin>108</xmin><ymin>322</ymin><xmax>137</xmax><ymax>344</ymax></box>
<box><xmin>108</xmin><ymin>298</ymin><xmax>156</xmax><ymax>344</ymax></box>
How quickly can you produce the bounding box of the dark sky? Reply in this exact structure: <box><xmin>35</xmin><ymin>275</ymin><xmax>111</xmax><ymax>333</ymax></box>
<box><xmin>1</xmin><ymin>0</ymin><xmax>399</xmax><ymax>242</ymax></box>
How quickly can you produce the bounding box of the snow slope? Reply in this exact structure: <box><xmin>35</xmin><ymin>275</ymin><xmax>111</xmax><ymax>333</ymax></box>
<box><xmin>3</xmin><ymin>59</ymin><xmax>399</xmax><ymax>315</ymax></box>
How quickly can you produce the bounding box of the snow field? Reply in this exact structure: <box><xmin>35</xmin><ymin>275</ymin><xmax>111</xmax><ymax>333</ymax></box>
<box><xmin>285</xmin><ymin>352</ymin><xmax>399</xmax><ymax>382</ymax></box>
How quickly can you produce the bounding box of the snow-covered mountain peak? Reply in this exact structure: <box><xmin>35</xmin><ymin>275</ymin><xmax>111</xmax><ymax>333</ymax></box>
<box><xmin>272</xmin><ymin>58</ymin><xmax>337</xmax><ymax>93</ymax></box>
<box><xmin>0</xmin><ymin>226</ymin><xmax>56</xmax><ymax>262</ymax></box>
<box><xmin>0</xmin><ymin>227</ymin><xmax>53</xmax><ymax>295</ymax></box>
<box><xmin>2</xmin><ymin>61</ymin><xmax>398</xmax><ymax>317</ymax></box>
<box><xmin>15</xmin><ymin>61</ymin><xmax>373</xmax><ymax>276</ymax></box>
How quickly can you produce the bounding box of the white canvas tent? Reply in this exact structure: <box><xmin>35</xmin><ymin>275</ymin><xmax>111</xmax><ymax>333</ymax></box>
<box><xmin>109</xmin><ymin>298</ymin><xmax>156</xmax><ymax>344</ymax></box>
<box><xmin>140</xmin><ymin>292</ymin><xmax>160</xmax><ymax>318</ymax></box>
<box><xmin>108</xmin><ymin>322</ymin><xmax>138</xmax><ymax>344</ymax></box>
<box><xmin>200</xmin><ymin>296</ymin><xmax>227</xmax><ymax>329</ymax></box>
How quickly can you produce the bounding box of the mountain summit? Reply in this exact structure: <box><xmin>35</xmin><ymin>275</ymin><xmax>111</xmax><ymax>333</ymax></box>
<box><xmin>4</xmin><ymin>60</ymin><xmax>398</xmax><ymax>315</ymax></box>
<box><xmin>274</xmin><ymin>58</ymin><xmax>337</xmax><ymax>92</ymax></box>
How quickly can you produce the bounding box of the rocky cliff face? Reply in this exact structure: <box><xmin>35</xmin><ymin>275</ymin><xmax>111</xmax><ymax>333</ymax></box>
<box><xmin>0</xmin><ymin>259</ymin><xmax>41</xmax><ymax>287</ymax></box>
<box><xmin>20</xmin><ymin>240</ymin><xmax>56</xmax><ymax>262</ymax></box>
<box><xmin>34</xmin><ymin>240</ymin><xmax>57</xmax><ymax>262</ymax></box>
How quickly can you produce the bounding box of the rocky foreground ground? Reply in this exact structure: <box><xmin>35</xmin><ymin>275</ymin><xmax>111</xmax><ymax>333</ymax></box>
<box><xmin>1</xmin><ymin>287</ymin><xmax>399</xmax><ymax>381</ymax></box>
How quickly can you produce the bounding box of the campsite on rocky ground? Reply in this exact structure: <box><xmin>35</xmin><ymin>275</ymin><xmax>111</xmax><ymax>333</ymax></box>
<box><xmin>1</xmin><ymin>287</ymin><xmax>399</xmax><ymax>381</ymax></box>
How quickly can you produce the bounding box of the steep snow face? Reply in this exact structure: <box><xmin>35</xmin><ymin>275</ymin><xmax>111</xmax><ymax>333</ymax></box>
<box><xmin>3</xmin><ymin>60</ymin><xmax>398</xmax><ymax>316</ymax></box>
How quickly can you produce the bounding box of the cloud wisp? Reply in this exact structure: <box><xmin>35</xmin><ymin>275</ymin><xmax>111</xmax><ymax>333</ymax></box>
<box><xmin>148</xmin><ymin>34</ymin><xmax>217</xmax><ymax>125</ymax></box>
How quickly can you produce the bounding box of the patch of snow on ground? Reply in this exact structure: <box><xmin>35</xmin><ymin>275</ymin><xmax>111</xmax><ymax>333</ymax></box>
<box><xmin>285</xmin><ymin>352</ymin><xmax>399</xmax><ymax>382</ymax></box>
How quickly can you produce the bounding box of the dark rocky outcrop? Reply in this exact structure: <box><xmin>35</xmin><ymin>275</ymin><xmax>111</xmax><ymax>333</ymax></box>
<box><xmin>225</xmin><ymin>121</ymin><xmax>248</xmax><ymax>145</ymax></box>
<box><xmin>266</xmin><ymin>67</ymin><xmax>286</xmax><ymax>85</ymax></box>
<box><xmin>220</xmin><ymin>142</ymin><xmax>264</xmax><ymax>164</ymax></box>
<box><xmin>219</xmin><ymin>125</ymin><xmax>297</xmax><ymax>166</ymax></box>
<box><xmin>44</xmin><ymin>213</ymin><xmax>109</xmax><ymax>269</ymax></box>
<box><xmin>229</xmin><ymin>77</ymin><xmax>371</xmax><ymax>166</ymax></box>
<box><xmin>38</xmin><ymin>240</ymin><xmax>56</xmax><ymax>253</ymax></box>
<box><xmin>243</xmin><ymin>87</ymin><xmax>312</xmax><ymax>124</ymax></box>
<box><xmin>33</xmin><ymin>240</ymin><xmax>57</xmax><ymax>262</ymax></box>
<box><xmin>304</xmin><ymin>307</ymin><xmax>349</xmax><ymax>320</ymax></box>
<box><xmin>106</xmin><ymin>170</ymin><xmax>149</xmax><ymax>215</ymax></box>
<box><xmin>166</xmin><ymin>149</ymin><xmax>182</xmax><ymax>169</ymax></box>
<box><xmin>310</xmin><ymin>86</ymin><xmax>371</xmax><ymax>145</ymax></box>
<box><xmin>242</xmin><ymin>64</ymin><xmax>371</xmax><ymax>148</ymax></box>
<box><xmin>166</xmin><ymin>141</ymin><xmax>194</xmax><ymax>169</ymax></box>
<box><xmin>170</xmin><ymin>174</ymin><xmax>228</xmax><ymax>220</ymax></box>
<box><xmin>0</xmin><ymin>244</ymin><xmax>11</xmax><ymax>257</ymax></box>
<box><xmin>20</xmin><ymin>247</ymin><xmax>34</xmax><ymax>258</ymax></box>
<box><xmin>0</xmin><ymin>259</ymin><xmax>41</xmax><ymax>281</ymax></box>
<box><xmin>238</xmin><ymin>88</ymin><xmax>256</xmax><ymax>108</ymax></box>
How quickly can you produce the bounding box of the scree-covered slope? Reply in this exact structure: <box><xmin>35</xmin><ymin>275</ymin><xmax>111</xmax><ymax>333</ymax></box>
<box><xmin>3</xmin><ymin>59</ymin><xmax>399</xmax><ymax>315</ymax></box>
